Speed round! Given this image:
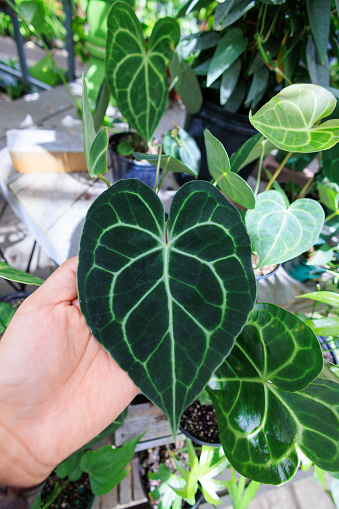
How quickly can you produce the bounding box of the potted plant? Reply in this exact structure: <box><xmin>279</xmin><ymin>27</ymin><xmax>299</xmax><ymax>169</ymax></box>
<box><xmin>76</xmin><ymin>77</ymin><xmax>339</xmax><ymax>490</ymax></box>
<box><xmin>172</xmin><ymin>0</ymin><xmax>339</xmax><ymax>180</ymax></box>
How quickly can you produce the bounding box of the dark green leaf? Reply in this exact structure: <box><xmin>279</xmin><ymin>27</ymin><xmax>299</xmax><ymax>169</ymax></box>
<box><xmin>81</xmin><ymin>433</ymin><xmax>143</xmax><ymax>496</ymax></box>
<box><xmin>323</xmin><ymin>143</ymin><xmax>339</xmax><ymax>185</ymax></box>
<box><xmin>214</xmin><ymin>0</ymin><xmax>236</xmax><ymax>29</ymax></box>
<box><xmin>209</xmin><ymin>303</ymin><xmax>330</xmax><ymax>485</ymax></box>
<box><xmin>306</xmin><ymin>0</ymin><xmax>331</xmax><ymax>64</ymax></box>
<box><xmin>78</xmin><ymin>179</ymin><xmax>256</xmax><ymax>434</ymax></box>
<box><xmin>218</xmin><ymin>0</ymin><xmax>256</xmax><ymax>30</ymax></box>
<box><xmin>117</xmin><ymin>140</ymin><xmax>134</xmax><ymax>156</ymax></box>
<box><xmin>0</xmin><ymin>262</ymin><xmax>44</xmax><ymax>286</ymax></box>
<box><xmin>244</xmin><ymin>68</ymin><xmax>269</xmax><ymax>110</ymax></box>
<box><xmin>306</xmin><ymin>36</ymin><xmax>330</xmax><ymax>86</ymax></box>
<box><xmin>106</xmin><ymin>2</ymin><xmax>180</xmax><ymax>144</ymax></box>
<box><xmin>0</xmin><ymin>302</ymin><xmax>16</xmax><ymax>334</ymax></box>
<box><xmin>55</xmin><ymin>450</ymin><xmax>83</xmax><ymax>481</ymax></box>
<box><xmin>223</xmin><ymin>80</ymin><xmax>246</xmax><ymax>113</ymax></box>
<box><xmin>204</xmin><ymin>130</ymin><xmax>255</xmax><ymax>209</ymax></box>
<box><xmin>177</xmin><ymin>0</ymin><xmax>213</xmax><ymax>17</ymax></box>
<box><xmin>93</xmin><ymin>79</ymin><xmax>110</xmax><ymax>132</ymax></box>
<box><xmin>207</xmin><ymin>29</ymin><xmax>248</xmax><ymax>87</ymax></box>
<box><xmin>220</xmin><ymin>60</ymin><xmax>242</xmax><ymax>106</ymax></box>
<box><xmin>245</xmin><ymin>190</ymin><xmax>325</xmax><ymax>267</ymax></box>
<box><xmin>169</xmin><ymin>52</ymin><xmax>203</xmax><ymax>114</ymax></box>
<box><xmin>249</xmin><ymin>84</ymin><xmax>339</xmax><ymax>152</ymax></box>
<box><xmin>230</xmin><ymin>134</ymin><xmax>263</xmax><ymax>174</ymax></box>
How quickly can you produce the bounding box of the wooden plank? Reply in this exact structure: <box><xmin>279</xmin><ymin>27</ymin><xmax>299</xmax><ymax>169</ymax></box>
<box><xmin>131</xmin><ymin>456</ymin><xmax>147</xmax><ymax>504</ymax></box>
<box><xmin>119</xmin><ymin>467</ymin><xmax>133</xmax><ymax>506</ymax></box>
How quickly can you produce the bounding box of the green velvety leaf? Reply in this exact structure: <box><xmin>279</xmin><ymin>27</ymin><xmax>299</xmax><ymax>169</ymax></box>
<box><xmin>169</xmin><ymin>52</ymin><xmax>203</xmax><ymax>114</ymax></box>
<box><xmin>306</xmin><ymin>0</ymin><xmax>331</xmax><ymax>64</ymax></box>
<box><xmin>323</xmin><ymin>143</ymin><xmax>339</xmax><ymax>185</ymax></box>
<box><xmin>77</xmin><ymin>179</ymin><xmax>256</xmax><ymax>435</ymax></box>
<box><xmin>82</xmin><ymin>76</ymin><xmax>108</xmax><ymax>178</ymax></box>
<box><xmin>245</xmin><ymin>190</ymin><xmax>325</xmax><ymax>267</ymax></box>
<box><xmin>163</xmin><ymin>127</ymin><xmax>201</xmax><ymax>177</ymax></box>
<box><xmin>0</xmin><ymin>302</ymin><xmax>16</xmax><ymax>334</ymax></box>
<box><xmin>207</xmin><ymin>29</ymin><xmax>248</xmax><ymax>87</ymax></box>
<box><xmin>249</xmin><ymin>84</ymin><xmax>339</xmax><ymax>152</ymax></box>
<box><xmin>220</xmin><ymin>59</ymin><xmax>242</xmax><ymax>106</ymax></box>
<box><xmin>0</xmin><ymin>262</ymin><xmax>44</xmax><ymax>286</ymax></box>
<box><xmin>304</xmin><ymin>317</ymin><xmax>339</xmax><ymax>336</ymax></box>
<box><xmin>244</xmin><ymin>67</ymin><xmax>269</xmax><ymax>110</ymax></box>
<box><xmin>106</xmin><ymin>1</ymin><xmax>180</xmax><ymax>144</ymax></box>
<box><xmin>133</xmin><ymin>153</ymin><xmax>198</xmax><ymax>178</ymax></box>
<box><xmin>318</xmin><ymin>182</ymin><xmax>339</xmax><ymax>212</ymax></box>
<box><xmin>80</xmin><ymin>433</ymin><xmax>143</xmax><ymax>495</ymax></box>
<box><xmin>204</xmin><ymin>130</ymin><xmax>255</xmax><ymax>209</ymax></box>
<box><xmin>208</xmin><ymin>303</ymin><xmax>328</xmax><ymax>485</ymax></box>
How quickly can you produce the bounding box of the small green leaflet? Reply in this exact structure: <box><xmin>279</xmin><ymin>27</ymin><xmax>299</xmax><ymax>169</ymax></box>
<box><xmin>249</xmin><ymin>84</ymin><xmax>339</xmax><ymax>152</ymax></box>
<box><xmin>82</xmin><ymin>76</ymin><xmax>108</xmax><ymax>178</ymax></box>
<box><xmin>245</xmin><ymin>190</ymin><xmax>325</xmax><ymax>267</ymax></box>
<box><xmin>77</xmin><ymin>179</ymin><xmax>256</xmax><ymax>435</ymax></box>
<box><xmin>298</xmin><ymin>291</ymin><xmax>339</xmax><ymax>308</ymax></box>
<box><xmin>0</xmin><ymin>262</ymin><xmax>44</xmax><ymax>286</ymax></box>
<box><xmin>208</xmin><ymin>303</ymin><xmax>334</xmax><ymax>485</ymax></box>
<box><xmin>106</xmin><ymin>1</ymin><xmax>180</xmax><ymax>145</ymax></box>
<box><xmin>204</xmin><ymin>130</ymin><xmax>255</xmax><ymax>210</ymax></box>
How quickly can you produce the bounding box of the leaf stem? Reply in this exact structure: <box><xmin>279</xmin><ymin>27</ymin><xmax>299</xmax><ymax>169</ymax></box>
<box><xmin>297</xmin><ymin>176</ymin><xmax>315</xmax><ymax>200</ymax></box>
<box><xmin>214</xmin><ymin>173</ymin><xmax>227</xmax><ymax>186</ymax></box>
<box><xmin>254</xmin><ymin>140</ymin><xmax>265</xmax><ymax>197</ymax></box>
<box><xmin>157</xmin><ymin>157</ymin><xmax>170</xmax><ymax>192</ymax></box>
<box><xmin>265</xmin><ymin>152</ymin><xmax>292</xmax><ymax>191</ymax></box>
<box><xmin>325</xmin><ymin>211</ymin><xmax>339</xmax><ymax>222</ymax></box>
<box><xmin>98</xmin><ymin>175</ymin><xmax>111</xmax><ymax>188</ymax></box>
<box><xmin>154</xmin><ymin>139</ymin><xmax>163</xmax><ymax>193</ymax></box>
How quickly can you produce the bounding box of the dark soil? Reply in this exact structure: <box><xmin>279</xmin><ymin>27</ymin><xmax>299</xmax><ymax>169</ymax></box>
<box><xmin>109</xmin><ymin>132</ymin><xmax>159</xmax><ymax>160</ymax></box>
<box><xmin>252</xmin><ymin>254</ymin><xmax>278</xmax><ymax>278</ymax></box>
<box><xmin>40</xmin><ymin>471</ymin><xmax>93</xmax><ymax>509</ymax></box>
<box><xmin>180</xmin><ymin>400</ymin><xmax>220</xmax><ymax>444</ymax></box>
<box><xmin>139</xmin><ymin>441</ymin><xmax>190</xmax><ymax>509</ymax></box>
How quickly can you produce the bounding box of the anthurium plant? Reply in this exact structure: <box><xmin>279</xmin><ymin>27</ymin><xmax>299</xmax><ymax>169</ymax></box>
<box><xmin>78</xmin><ymin>80</ymin><xmax>339</xmax><ymax>487</ymax></box>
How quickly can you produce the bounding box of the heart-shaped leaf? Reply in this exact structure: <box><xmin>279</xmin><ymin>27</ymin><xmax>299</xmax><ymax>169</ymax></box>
<box><xmin>208</xmin><ymin>303</ymin><xmax>336</xmax><ymax>485</ymax></box>
<box><xmin>245</xmin><ymin>190</ymin><xmax>325</xmax><ymax>267</ymax></box>
<box><xmin>249</xmin><ymin>84</ymin><xmax>339</xmax><ymax>152</ymax></box>
<box><xmin>106</xmin><ymin>1</ymin><xmax>180</xmax><ymax>144</ymax></box>
<box><xmin>77</xmin><ymin>179</ymin><xmax>256</xmax><ymax>435</ymax></box>
<box><xmin>204</xmin><ymin>130</ymin><xmax>255</xmax><ymax>210</ymax></box>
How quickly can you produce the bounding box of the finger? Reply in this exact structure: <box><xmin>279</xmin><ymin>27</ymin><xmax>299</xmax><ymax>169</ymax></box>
<box><xmin>31</xmin><ymin>256</ymin><xmax>79</xmax><ymax>306</ymax></box>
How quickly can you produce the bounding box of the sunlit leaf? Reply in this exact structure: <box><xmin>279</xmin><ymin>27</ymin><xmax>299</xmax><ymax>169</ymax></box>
<box><xmin>318</xmin><ymin>182</ymin><xmax>339</xmax><ymax>212</ymax></box>
<box><xmin>305</xmin><ymin>316</ymin><xmax>339</xmax><ymax>336</ymax></box>
<box><xmin>0</xmin><ymin>262</ymin><xmax>44</xmax><ymax>286</ymax></box>
<box><xmin>77</xmin><ymin>179</ymin><xmax>256</xmax><ymax>435</ymax></box>
<box><xmin>298</xmin><ymin>291</ymin><xmax>339</xmax><ymax>308</ymax></box>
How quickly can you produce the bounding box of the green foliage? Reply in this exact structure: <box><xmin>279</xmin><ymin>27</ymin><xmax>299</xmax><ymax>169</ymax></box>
<box><xmin>0</xmin><ymin>262</ymin><xmax>44</xmax><ymax>286</ymax></box>
<box><xmin>105</xmin><ymin>1</ymin><xmax>180</xmax><ymax>145</ymax></box>
<box><xmin>228</xmin><ymin>469</ymin><xmax>260</xmax><ymax>509</ymax></box>
<box><xmin>163</xmin><ymin>127</ymin><xmax>201</xmax><ymax>177</ymax></box>
<box><xmin>245</xmin><ymin>190</ymin><xmax>325</xmax><ymax>267</ymax></box>
<box><xmin>208</xmin><ymin>303</ymin><xmax>339</xmax><ymax>485</ymax></box>
<box><xmin>0</xmin><ymin>302</ymin><xmax>16</xmax><ymax>335</ymax></box>
<box><xmin>77</xmin><ymin>179</ymin><xmax>256</xmax><ymax>435</ymax></box>
<box><xmin>249</xmin><ymin>84</ymin><xmax>339</xmax><ymax>152</ymax></box>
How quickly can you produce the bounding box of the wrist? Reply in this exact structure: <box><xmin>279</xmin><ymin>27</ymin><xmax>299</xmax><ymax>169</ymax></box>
<box><xmin>0</xmin><ymin>420</ymin><xmax>51</xmax><ymax>489</ymax></box>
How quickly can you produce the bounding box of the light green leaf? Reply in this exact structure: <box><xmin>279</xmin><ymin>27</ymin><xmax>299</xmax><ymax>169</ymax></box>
<box><xmin>163</xmin><ymin>127</ymin><xmax>201</xmax><ymax>178</ymax></box>
<box><xmin>245</xmin><ymin>190</ymin><xmax>325</xmax><ymax>267</ymax></box>
<box><xmin>220</xmin><ymin>59</ymin><xmax>242</xmax><ymax>106</ymax></box>
<box><xmin>0</xmin><ymin>262</ymin><xmax>44</xmax><ymax>286</ymax></box>
<box><xmin>80</xmin><ymin>433</ymin><xmax>143</xmax><ymax>495</ymax></box>
<box><xmin>323</xmin><ymin>143</ymin><xmax>339</xmax><ymax>185</ymax></box>
<box><xmin>207</xmin><ymin>29</ymin><xmax>248</xmax><ymax>87</ymax></box>
<box><xmin>106</xmin><ymin>1</ymin><xmax>180</xmax><ymax>144</ymax></box>
<box><xmin>318</xmin><ymin>182</ymin><xmax>339</xmax><ymax>212</ymax></box>
<box><xmin>208</xmin><ymin>303</ymin><xmax>333</xmax><ymax>485</ymax></box>
<box><xmin>249</xmin><ymin>84</ymin><xmax>339</xmax><ymax>152</ymax></box>
<box><xmin>77</xmin><ymin>179</ymin><xmax>256</xmax><ymax>435</ymax></box>
<box><xmin>169</xmin><ymin>52</ymin><xmax>203</xmax><ymax>114</ymax></box>
<box><xmin>133</xmin><ymin>153</ymin><xmax>198</xmax><ymax>178</ymax></box>
<box><xmin>204</xmin><ymin>130</ymin><xmax>255</xmax><ymax>209</ymax></box>
<box><xmin>55</xmin><ymin>450</ymin><xmax>83</xmax><ymax>482</ymax></box>
<box><xmin>82</xmin><ymin>76</ymin><xmax>108</xmax><ymax>178</ymax></box>
<box><xmin>0</xmin><ymin>302</ymin><xmax>16</xmax><ymax>334</ymax></box>
<box><xmin>307</xmin><ymin>244</ymin><xmax>334</xmax><ymax>266</ymax></box>
<box><xmin>306</xmin><ymin>0</ymin><xmax>331</xmax><ymax>64</ymax></box>
<box><xmin>305</xmin><ymin>317</ymin><xmax>339</xmax><ymax>336</ymax></box>
<box><xmin>297</xmin><ymin>291</ymin><xmax>339</xmax><ymax>308</ymax></box>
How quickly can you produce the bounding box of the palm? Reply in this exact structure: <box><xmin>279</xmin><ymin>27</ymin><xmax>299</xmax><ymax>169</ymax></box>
<box><xmin>0</xmin><ymin>257</ymin><xmax>138</xmax><ymax>486</ymax></box>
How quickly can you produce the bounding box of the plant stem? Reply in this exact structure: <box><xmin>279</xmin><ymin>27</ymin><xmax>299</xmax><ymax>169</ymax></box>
<box><xmin>154</xmin><ymin>140</ymin><xmax>163</xmax><ymax>193</ymax></box>
<box><xmin>297</xmin><ymin>176</ymin><xmax>315</xmax><ymax>199</ymax></box>
<box><xmin>265</xmin><ymin>152</ymin><xmax>292</xmax><ymax>191</ymax></box>
<box><xmin>213</xmin><ymin>173</ymin><xmax>227</xmax><ymax>187</ymax></box>
<box><xmin>254</xmin><ymin>140</ymin><xmax>265</xmax><ymax>197</ymax></box>
<box><xmin>158</xmin><ymin>157</ymin><xmax>170</xmax><ymax>192</ymax></box>
<box><xmin>325</xmin><ymin>211</ymin><xmax>339</xmax><ymax>222</ymax></box>
<box><xmin>98</xmin><ymin>175</ymin><xmax>111</xmax><ymax>188</ymax></box>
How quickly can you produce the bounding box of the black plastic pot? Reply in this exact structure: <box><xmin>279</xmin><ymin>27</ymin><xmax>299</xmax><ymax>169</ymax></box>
<box><xmin>179</xmin><ymin>425</ymin><xmax>221</xmax><ymax>448</ymax></box>
<box><xmin>255</xmin><ymin>263</ymin><xmax>282</xmax><ymax>281</ymax></box>
<box><xmin>179</xmin><ymin>102</ymin><xmax>257</xmax><ymax>184</ymax></box>
<box><xmin>179</xmin><ymin>400</ymin><xmax>221</xmax><ymax>447</ymax></box>
<box><xmin>108</xmin><ymin>133</ymin><xmax>158</xmax><ymax>188</ymax></box>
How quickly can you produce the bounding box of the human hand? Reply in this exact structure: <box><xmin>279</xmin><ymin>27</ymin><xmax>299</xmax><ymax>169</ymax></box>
<box><xmin>0</xmin><ymin>257</ymin><xmax>138</xmax><ymax>488</ymax></box>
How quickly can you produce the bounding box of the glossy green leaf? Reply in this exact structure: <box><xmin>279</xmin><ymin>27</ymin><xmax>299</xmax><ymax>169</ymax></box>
<box><xmin>245</xmin><ymin>190</ymin><xmax>325</xmax><ymax>267</ymax></box>
<box><xmin>0</xmin><ymin>262</ymin><xmax>44</xmax><ymax>286</ymax></box>
<box><xmin>163</xmin><ymin>128</ymin><xmax>201</xmax><ymax>178</ymax></box>
<box><xmin>244</xmin><ymin>68</ymin><xmax>269</xmax><ymax>110</ymax></box>
<box><xmin>306</xmin><ymin>0</ymin><xmax>331</xmax><ymax>64</ymax></box>
<box><xmin>0</xmin><ymin>302</ymin><xmax>16</xmax><ymax>334</ymax></box>
<box><xmin>82</xmin><ymin>76</ymin><xmax>108</xmax><ymax>178</ymax></box>
<box><xmin>204</xmin><ymin>130</ymin><xmax>255</xmax><ymax>209</ymax></box>
<box><xmin>305</xmin><ymin>317</ymin><xmax>339</xmax><ymax>336</ymax></box>
<box><xmin>323</xmin><ymin>143</ymin><xmax>339</xmax><ymax>185</ymax></box>
<box><xmin>77</xmin><ymin>179</ymin><xmax>256</xmax><ymax>434</ymax></box>
<box><xmin>106</xmin><ymin>1</ymin><xmax>180</xmax><ymax>144</ymax></box>
<box><xmin>220</xmin><ymin>60</ymin><xmax>242</xmax><ymax>106</ymax></box>
<box><xmin>133</xmin><ymin>153</ymin><xmax>198</xmax><ymax>178</ymax></box>
<box><xmin>318</xmin><ymin>182</ymin><xmax>339</xmax><ymax>212</ymax></box>
<box><xmin>208</xmin><ymin>303</ymin><xmax>333</xmax><ymax>485</ymax></box>
<box><xmin>169</xmin><ymin>52</ymin><xmax>203</xmax><ymax>114</ymax></box>
<box><xmin>80</xmin><ymin>433</ymin><xmax>143</xmax><ymax>496</ymax></box>
<box><xmin>298</xmin><ymin>291</ymin><xmax>339</xmax><ymax>308</ymax></box>
<box><xmin>249</xmin><ymin>84</ymin><xmax>339</xmax><ymax>152</ymax></box>
<box><xmin>217</xmin><ymin>0</ymin><xmax>255</xmax><ymax>30</ymax></box>
<box><xmin>207</xmin><ymin>29</ymin><xmax>248</xmax><ymax>87</ymax></box>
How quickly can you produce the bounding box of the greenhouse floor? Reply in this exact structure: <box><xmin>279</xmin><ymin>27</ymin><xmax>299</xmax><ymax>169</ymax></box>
<box><xmin>0</xmin><ymin>85</ymin><xmax>335</xmax><ymax>509</ymax></box>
